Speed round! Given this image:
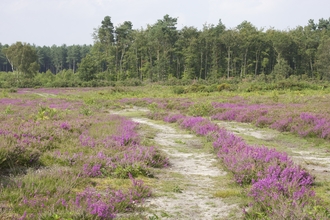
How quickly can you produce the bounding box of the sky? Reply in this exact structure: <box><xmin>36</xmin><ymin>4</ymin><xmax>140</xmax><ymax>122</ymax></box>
<box><xmin>1</xmin><ymin>0</ymin><xmax>329</xmax><ymax>46</ymax></box>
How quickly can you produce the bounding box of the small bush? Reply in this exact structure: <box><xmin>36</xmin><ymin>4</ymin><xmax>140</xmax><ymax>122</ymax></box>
<box><xmin>8</xmin><ymin>87</ymin><xmax>17</xmax><ymax>93</ymax></box>
<box><xmin>172</xmin><ymin>86</ymin><xmax>185</xmax><ymax>94</ymax></box>
<box><xmin>188</xmin><ymin>102</ymin><xmax>214</xmax><ymax>117</ymax></box>
<box><xmin>217</xmin><ymin>83</ymin><xmax>231</xmax><ymax>91</ymax></box>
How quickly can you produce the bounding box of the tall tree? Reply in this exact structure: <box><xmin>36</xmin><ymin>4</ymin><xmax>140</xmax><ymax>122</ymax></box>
<box><xmin>0</xmin><ymin>43</ymin><xmax>11</xmax><ymax>72</ymax></box>
<box><xmin>267</xmin><ymin>30</ymin><xmax>293</xmax><ymax>78</ymax></box>
<box><xmin>67</xmin><ymin>45</ymin><xmax>81</xmax><ymax>73</ymax></box>
<box><xmin>148</xmin><ymin>14</ymin><xmax>178</xmax><ymax>80</ymax></box>
<box><xmin>178</xmin><ymin>26</ymin><xmax>200</xmax><ymax>79</ymax></box>
<box><xmin>316</xmin><ymin>36</ymin><xmax>330</xmax><ymax>80</ymax></box>
<box><xmin>92</xmin><ymin>16</ymin><xmax>115</xmax><ymax>73</ymax></box>
<box><xmin>115</xmin><ymin>21</ymin><xmax>133</xmax><ymax>79</ymax></box>
<box><xmin>51</xmin><ymin>45</ymin><xmax>68</xmax><ymax>73</ymax></box>
<box><xmin>221</xmin><ymin>29</ymin><xmax>238</xmax><ymax>78</ymax></box>
<box><xmin>3</xmin><ymin>42</ymin><xmax>39</xmax><ymax>80</ymax></box>
<box><xmin>78</xmin><ymin>53</ymin><xmax>98</xmax><ymax>81</ymax></box>
<box><xmin>236</xmin><ymin>21</ymin><xmax>260</xmax><ymax>77</ymax></box>
<box><xmin>208</xmin><ymin>20</ymin><xmax>226</xmax><ymax>79</ymax></box>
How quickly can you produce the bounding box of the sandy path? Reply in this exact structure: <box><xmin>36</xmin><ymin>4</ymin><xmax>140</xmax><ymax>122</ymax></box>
<box><xmin>131</xmin><ymin>117</ymin><xmax>237</xmax><ymax>219</ymax></box>
<box><xmin>112</xmin><ymin>108</ymin><xmax>239</xmax><ymax>219</ymax></box>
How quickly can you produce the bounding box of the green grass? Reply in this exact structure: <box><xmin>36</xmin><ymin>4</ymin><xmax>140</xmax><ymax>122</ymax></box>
<box><xmin>213</xmin><ymin>189</ymin><xmax>241</xmax><ymax>198</ymax></box>
<box><xmin>212</xmin><ymin>174</ymin><xmax>249</xmax><ymax>205</ymax></box>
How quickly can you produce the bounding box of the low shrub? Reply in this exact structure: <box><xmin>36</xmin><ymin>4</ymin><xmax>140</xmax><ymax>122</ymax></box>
<box><xmin>161</xmin><ymin>115</ymin><xmax>328</xmax><ymax>219</ymax></box>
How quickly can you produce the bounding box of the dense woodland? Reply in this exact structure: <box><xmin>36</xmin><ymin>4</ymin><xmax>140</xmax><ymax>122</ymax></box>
<box><xmin>1</xmin><ymin>15</ymin><xmax>330</xmax><ymax>88</ymax></box>
<box><xmin>0</xmin><ymin>44</ymin><xmax>92</xmax><ymax>73</ymax></box>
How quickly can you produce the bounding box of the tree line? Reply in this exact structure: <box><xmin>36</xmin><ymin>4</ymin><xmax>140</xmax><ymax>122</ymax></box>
<box><xmin>0</xmin><ymin>43</ymin><xmax>91</xmax><ymax>73</ymax></box>
<box><xmin>79</xmin><ymin>15</ymin><xmax>330</xmax><ymax>82</ymax></box>
<box><xmin>1</xmin><ymin>15</ymin><xmax>330</xmax><ymax>88</ymax></box>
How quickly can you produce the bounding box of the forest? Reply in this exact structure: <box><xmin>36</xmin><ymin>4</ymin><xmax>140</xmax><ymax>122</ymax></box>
<box><xmin>1</xmin><ymin>15</ymin><xmax>330</xmax><ymax>88</ymax></box>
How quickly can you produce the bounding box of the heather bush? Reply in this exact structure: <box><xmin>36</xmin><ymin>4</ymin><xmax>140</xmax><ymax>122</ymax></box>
<box><xmin>75</xmin><ymin>174</ymin><xmax>151</xmax><ymax>219</ymax></box>
<box><xmin>211</xmin><ymin>102</ymin><xmax>270</xmax><ymax>124</ymax></box>
<box><xmin>179</xmin><ymin>116</ymin><xmax>205</xmax><ymax>130</ymax></box>
<box><xmin>246</xmin><ymin>164</ymin><xmax>328</xmax><ymax>219</ymax></box>
<box><xmin>270</xmin><ymin>116</ymin><xmax>293</xmax><ymax>132</ymax></box>
<box><xmin>191</xmin><ymin>120</ymin><xmax>220</xmax><ymax>136</ymax></box>
<box><xmin>213</xmin><ymin>127</ymin><xmax>294</xmax><ymax>185</ymax></box>
<box><xmin>77</xmin><ymin>116</ymin><xmax>168</xmax><ymax>178</ymax></box>
<box><xmin>209</xmin><ymin>98</ymin><xmax>330</xmax><ymax>142</ymax></box>
<box><xmin>163</xmin><ymin>113</ymin><xmax>185</xmax><ymax>123</ymax></box>
<box><xmin>0</xmin><ymin>89</ymin><xmax>169</xmax><ymax>218</ymax></box>
<box><xmin>99</xmin><ymin>146</ymin><xmax>168</xmax><ymax>178</ymax></box>
<box><xmin>254</xmin><ymin>116</ymin><xmax>273</xmax><ymax>127</ymax></box>
<box><xmin>162</xmin><ymin>115</ymin><xmax>326</xmax><ymax>219</ymax></box>
<box><xmin>0</xmin><ymin>167</ymin><xmax>82</xmax><ymax>219</ymax></box>
<box><xmin>290</xmin><ymin>112</ymin><xmax>330</xmax><ymax>139</ymax></box>
<box><xmin>146</xmin><ymin>111</ymin><xmax>167</xmax><ymax>120</ymax></box>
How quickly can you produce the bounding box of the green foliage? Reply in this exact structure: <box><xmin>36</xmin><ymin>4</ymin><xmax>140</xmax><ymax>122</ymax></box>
<box><xmin>271</xmin><ymin>90</ymin><xmax>279</xmax><ymax>102</ymax></box>
<box><xmin>112</xmin><ymin>165</ymin><xmax>150</xmax><ymax>178</ymax></box>
<box><xmin>0</xmin><ymin>168</ymin><xmax>82</xmax><ymax>217</ymax></box>
<box><xmin>188</xmin><ymin>102</ymin><xmax>213</xmax><ymax>116</ymax></box>
<box><xmin>3</xmin><ymin>16</ymin><xmax>330</xmax><ymax>88</ymax></box>
<box><xmin>316</xmin><ymin>36</ymin><xmax>330</xmax><ymax>80</ymax></box>
<box><xmin>148</xmin><ymin>102</ymin><xmax>159</xmax><ymax>112</ymax></box>
<box><xmin>245</xmin><ymin>80</ymin><xmax>320</xmax><ymax>92</ymax></box>
<box><xmin>1</xmin><ymin>88</ymin><xmax>8</xmax><ymax>97</ymax></box>
<box><xmin>80</xmin><ymin>107</ymin><xmax>93</xmax><ymax>116</ymax></box>
<box><xmin>4</xmin><ymin>42</ymin><xmax>39</xmax><ymax>78</ymax></box>
<box><xmin>83</xmin><ymin>98</ymin><xmax>96</xmax><ymax>105</ymax></box>
<box><xmin>8</xmin><ymin>87</ymin><xmax>17</xmax><ymax>93</ymax></box>
<box><xmin>271</xmin><ymin>57</ymin><xmax>292</xmax><ymax>79</ymax></box>
<box><xmin>213</xmin><ymin>189</ymin><xmax>241</xmax><ymax>198</ymax></box>
<box><xmin>0</xmin><ymin>143</ymin><xmax>41</xmax><ymax>170</ymax></box>
<box><xmin>185</xmin><ymin>84</ymin><xmax>207</xmax><ymax>93</ymax></box>
<box><xmin>172</xmin><ymin>86</ymin><xmax>185</xmax><ymax>94</ymax></box>
<box><xmin>172</xmin><ymin>185</ymin><xmax>183</xmax><ymax>193</ymax></box>
<box><xmin>217</xmin><ymin>83</ymin><xmax>231</xmax><ymax>91</ymax></box>
<box><xmin>35</xmin><ymin>106</ymin><xmax>58</xmax><ymax>120</ymax></box>
<box><xmin>3</xmin><ymin>17</ymin><xmax>330</xmax><ymax>87</ymax></box>
<box><xmin>148</xmin><ymin>214</ymin><xmax>160</xmax><ymax>220</ymax></box>
<box><xmin>4</xmin><ymin>104</ymin><xmax>14</xmax><ymax>115</ymax></box>
<box><xmin>77</xmin><ymin>54</ymin><xmax>98</xmax><ymax>81</ymax></box>
<box><xmin>0</xmin><ymin>147</ymin><xmax>8</xmax><ymax>168</ymax></box>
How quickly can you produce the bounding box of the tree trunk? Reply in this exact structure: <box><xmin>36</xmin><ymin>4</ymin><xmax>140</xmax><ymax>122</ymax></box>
<box><xmin>157</xmin><ymin>49</ymin><xmax>160</xmax><ymax>80</ymax></box>
<box><xmin>244</xmin><ymin>48</ymin><xmax>248</xmax><ymax>77</ymax></box>
<box><xmin>73</xmin><ymin>59</ymin><xmax>76</xmax><ymax>73</ymax></box>
<box><xmin>310</xmin><ymin>57</ymin><xmax>313</xmax><ymax>78</ymax></box>
<box><xmin>120</xmin><ymin>47</ymin><xmax>126</xmax><ymax>73</ymax></box>
<box><xmin>200</xmin><ymin>51</ymin><xmax>203</xmax><ymax>79</ymax></box>
<box><xmin>176</xmin><ymin>57</ymin><xmax>180</xmax><ymax>78</ymax></box>
<box><xmin>255</xmin><ymin>50</ymin><xmax>260</xmax><ymax>76</ymax></box>
<box><xmin>205</xmin><ymin>53</ymin><xmax>208</xmax><ymax>79</ymax></box>
<box><xmin>227</xmin><ymin>47</ymin><xmax>231</xmax><ymax>78</ymax></box>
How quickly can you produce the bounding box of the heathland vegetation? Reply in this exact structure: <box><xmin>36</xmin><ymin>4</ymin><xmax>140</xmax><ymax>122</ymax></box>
<box><xmin>1</xmin><ymin>15</ymin><xmax>330</xmax><ymax>219</ymax></box>
<box><xmin>1</xmin><ymin>86</ymin><xmax>330</xmax><ymax>219</ymax></box>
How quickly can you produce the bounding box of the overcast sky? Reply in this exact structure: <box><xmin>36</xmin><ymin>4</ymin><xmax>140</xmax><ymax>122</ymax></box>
<box><xmin>1</xmin><ymin>0</ymin><xmax>329</xmax><ymax>46</ymax></box>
